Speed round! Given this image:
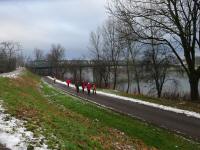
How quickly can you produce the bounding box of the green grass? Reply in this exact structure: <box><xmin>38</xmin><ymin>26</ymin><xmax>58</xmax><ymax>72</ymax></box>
<box><xmin>43</xmin><ymin>83</ymin><xmax>200</xmax><ymax>150</ymax></box>
<box><xmin>0</xmin><ymin>71</ymin><xmax>137</xmax><ymax>150</ymax></box>
<box><xmin>0</xmin><ymin>71</ymin><xmax>199</xmax><ymax>150</ymax></box>
<box><xmin>99</xmin><ymin>88</ymin><xmax>200</xmax><ymax>113</ymax></box>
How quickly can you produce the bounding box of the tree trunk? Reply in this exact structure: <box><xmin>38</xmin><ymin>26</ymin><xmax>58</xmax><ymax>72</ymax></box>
<box><xmin>136</xmin><ymin>78</ymin><xmax>141</xmax><ymax>94</ymax></box>
<box><xmin>189</xmin><ymin>75</ymin><xmax>199</xmax><ymax>101</ymax></box>
<box><xmin>113</xmin><ymin>67</ymin><xmax>117</xmax><ymax>90</ymax></box>
<box><xmin>135</xmin><ymin>68</ymin><xmax>141</xmax><ymax>94</ymax></box>
<box><xmin>79</xmin><ymin>67</ymin><xmax>82</xmax><ymax>81</ymax></box>
<box><xmin>155</xmin><ymin>79</ymin><xmax>162</xmax><ymax>98</ymax></box>
<box><xmin>126</xmin><ymin>61</ymin><xmax>130</xmax><ymax>93</ymax></box>
<box><xmin>73</xmin><ymin>70</ymin><xmax>77</xmax><ymax>82</ymax></box>
<box><xmin>157</xmin><ymin>89</ymin><xmax>162</xmax><ymax>98</ymax></box>
<box><xmin>99</xmin><ymin>73</ymin><xmax>103</xmax><ymax>87</ymax></box>
<box><xmin>104</xmin><ymin>77</ymin><xmax>108</xmax><ymax>88</ymax></box>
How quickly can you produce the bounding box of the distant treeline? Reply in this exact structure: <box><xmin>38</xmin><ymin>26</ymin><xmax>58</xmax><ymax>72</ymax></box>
<box><xmin>0</xmin><ymin>42</ymin><xmax>22</xmax><ymax>73</ymax></box>
<box><xmin>88</xmin><ymin>0</ymin><xmax>200</xmax><ymax>101</ymax></box>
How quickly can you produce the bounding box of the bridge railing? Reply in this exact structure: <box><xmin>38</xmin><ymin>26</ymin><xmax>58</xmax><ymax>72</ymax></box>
<box><xmin>27</xmin><ymin>60</ymin><xmax>129</xmax><ymax>68</ymax></box>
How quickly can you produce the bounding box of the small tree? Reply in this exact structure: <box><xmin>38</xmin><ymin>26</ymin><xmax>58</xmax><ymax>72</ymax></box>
<box><xmin>143</xmin><ymin>42</ymin><xmax>176</xmax><ymax>97</ymax></box>
<box><xmin>116</xmin><ymin>19</ymin><xmax>143</xmax><ymax>94</ymax></box>
<box><xmin>102</xmin><ymin>18</ymin><xmax>121</xmax><ymax>90</ymax></box>
<box><xmin>89</xmin><ymin>27</ymin><xmax>106</xmax><ymax>87</ymax></box>
<box><xmin>47</xmin><ymin>44</ymin><xmax>65</xmax><ymax>77</ymax></box>
<box><xmin>0</xmin><ymin>42</ymin><xmax>20</xmax><ymax>72</ymax></box>
<box><xmin>34</xmin><ymin>48</ymin><xmax>44</xmax><ymax>61</ymax></box>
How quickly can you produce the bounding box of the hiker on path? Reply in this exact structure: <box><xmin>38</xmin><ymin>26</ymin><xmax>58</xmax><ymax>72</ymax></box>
<box><xmin>53</xmin><ymin>76</ymin><xmax>56</xmax><ymax>84</ymax></box>
<box><xmin>92</xmin><ymin>83</ymin><xmax>97</xmax><ymax>95</ymax></box>
<box><xmin>87</xmin><ymin>82</ymin><xmax>92</xmax><ymax>95</ymax></box>
<box><xmin>82</xmin><ymin>80</ymin><xmax>86</xmax><ymax>93</ymax></box>
<box><xmin>66</xmin><ymin>79</ymin><xmax>71</xmax><ymax>87</ymax></box>
<box><xmin>75</xmin><ymin>81</ymin><xmax>79</xmax><ymax>93</ymax></box>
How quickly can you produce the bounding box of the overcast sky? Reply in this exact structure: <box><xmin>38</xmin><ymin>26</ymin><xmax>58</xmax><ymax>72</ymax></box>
<box><xmin>0</xmin><ymin>0</ymin><xmax>108</xmax><ymax>59</ymax></box>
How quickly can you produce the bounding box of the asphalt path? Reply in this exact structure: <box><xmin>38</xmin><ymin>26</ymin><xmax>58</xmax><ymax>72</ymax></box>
<box><xmin>43</xmin><ymin>77</ymin><xmax>200</xmax><ymax>142</ymax></box>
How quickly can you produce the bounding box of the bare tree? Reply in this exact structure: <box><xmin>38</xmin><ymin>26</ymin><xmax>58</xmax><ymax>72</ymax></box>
<box><xmin>89</xmin><ymin>27</ymin><xmax>106</xmax><ymax>87</ymax></box>
<box><xmin>89</xmin><ymin>27</ymin><xmax>102</xmax><ymax>61</ymax></box>
<box><xmin>16</xmin><ymin>49</ymin><xmax>25</xmax><ymax>67</ymax></box>
<box><xmin>47</xmin><ymin>44</ymin><xmax>65</xmax><ymax>77</ymax></box>
<box><xmin>34</xmin><ymin>48</ymin><xmax>44</xmax><ymax>61</ymax></box>
<box><xmin>0</xmin><ymin>42</ymin><xmax>20</xmax><ymax>72</ymax></box>
<box><xmin>129</xmin><ymin>43</ymin><xmax>143</xmax><ymax>94</ymax></box>
<box><xmin>102</xmin><ymin>18</ymin><xmax>121</xmax><ymax>90</ymax></box>
<box><xmin>116</xmin><ymin>19</ymin><xmax>143</xmax><ymax>94</ymax></box>
<box><xmin>143</xmin><ymin>41</ymin><xmax>176</xmax><ymax>98</ymax></box>
<box><xmin>89</xmin><ymin>25</ymin><xmax>117</xmax><ymax>88</ymax></box>
<box><xmin>108</xmin><ymin>0</ymin><xmax>200</xmax><ymax>101</ymax></box>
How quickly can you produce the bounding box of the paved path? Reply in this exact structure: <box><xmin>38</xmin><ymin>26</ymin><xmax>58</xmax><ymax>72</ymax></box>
<box><xmin>43</xmin><ymin>77</ymin><xmax>200</xmax><ymax>142</ymax></box>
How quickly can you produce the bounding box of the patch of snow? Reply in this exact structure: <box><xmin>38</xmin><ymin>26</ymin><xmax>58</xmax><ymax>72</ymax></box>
<box><xmin>96</xmin><ymin>91</ymin><xmax>200</xmax><ymax>119</ymax></box>
<box><xmin>47</xmin><ymin>76</ymin><xmax>200</xmax><ymax>119</ymax></box>
<box><xmin>0</xmin><ymin>100</ymin><xmax>48</xmax><ymax>150</ymax></box>
<box><xmin>49</xmin><ymin>76</ymin><xmax>75</xmax><ymax>89</ymax></box>
<box><xmin>0</xmin><ymin>67</ymin><xmax>24</xmax><ymax>78</ymax></box>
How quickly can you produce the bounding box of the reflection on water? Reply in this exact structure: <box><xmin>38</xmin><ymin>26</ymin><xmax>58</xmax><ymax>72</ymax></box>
<box><xmin>64</xmin><ymin>68</ymin><xmax>200</xmax><ymax>96</ymax></box>
<box><xmin>117</xmin><ymin>72</ymin><xmax>197</xmax><ymax>96</ymax></box>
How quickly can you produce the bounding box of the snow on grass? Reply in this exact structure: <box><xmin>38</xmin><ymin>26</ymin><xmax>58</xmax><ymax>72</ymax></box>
<box><xmin>47</xmin><ymin>76</ymin><xmax>200</xmax><ymax>119</ymax></box>
<box><xmin>0</xmin><ymin>67</ymin><xmax>24</xmax><ymax>78</ymax></box>
<box><xmin>0</xmin><ymin>100</ymin><xmax>48</xmax><ymax>150</ymax></box>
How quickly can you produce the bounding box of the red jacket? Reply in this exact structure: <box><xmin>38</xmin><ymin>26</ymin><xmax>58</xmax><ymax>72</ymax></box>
<box><xmin>82</xmin><ymin>82</ymin><xmax>86</xmax><ymax>88</ymax></box>
<box><xmin>87</xmin><ymin>83</ymin><xmax>92</xmax><ymax>90</ymax></box>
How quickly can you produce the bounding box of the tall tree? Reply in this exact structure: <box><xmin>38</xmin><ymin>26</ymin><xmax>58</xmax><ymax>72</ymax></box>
<box><xmin>109</xmin><ymin>0</ymin><xmax>200</xmax><ymax>100</ymax></box>
<box><xmin>0</xmin><ymin>42</ymin><xmax>20</xmax><ymax>72</ymax></box>
<box><xmin>143</xmin><ymin>41</ymin><xmax>176</xmax><ymax>98</ymax></box>
<box><xmin>34</xmin><ymin>48</ymin><xmax>44</xmax><ymax>61</ymax></box>
<box><xmin>116</xmin><ymin>18</ymin><xmax>143</xmax><ymax>94</ymax></box>
<box><xmin>102</xmin><ymin>18</ymin><xmax>121</xmax><ymax>90</ymax></box>
<box><xmin>47</xmin><ymin>44</ymin><xmax>65</xmax><ymax>77</ymax></box>
<box><xmin>89</xmin><ymin>27</ymin><xmax>105</xmax><ymax>87</ymax></box>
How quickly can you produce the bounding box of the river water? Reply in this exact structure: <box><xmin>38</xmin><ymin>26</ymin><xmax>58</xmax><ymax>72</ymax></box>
<box><xmin>64</xmin><ymin>68</ymin><xmax>199</xmax><ymax>97</ymax></box>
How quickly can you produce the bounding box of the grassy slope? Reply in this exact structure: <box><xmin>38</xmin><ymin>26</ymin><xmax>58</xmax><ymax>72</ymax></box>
<box><xmin>0</xmin><ymin>71</ymin><xmax>199</xmax><ymax>150</ymax></box>
<box><xmin>0</xmin><ymin>72</ymin><xmax>144</xmax><ymax>150</ymax></box>
<box><xmin>43</xmin><ymin>84</ymin><xmax>200</xmax><ymax>150</ymax></box>
<box><xmin>100</xmin><ymin>89</ymin><xmax>200</xmax><ymax>113</ymax></box>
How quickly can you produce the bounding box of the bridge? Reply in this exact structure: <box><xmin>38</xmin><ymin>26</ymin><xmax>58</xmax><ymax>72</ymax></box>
<box><xmin>26</xmin><ymin>59</ymin><xmax>133</xmax><ymax>78</ymax></box>
<box><xmin>27</xmin><ymin>60</ymin><xmax>129</xmax><ymax>70</ymax></box>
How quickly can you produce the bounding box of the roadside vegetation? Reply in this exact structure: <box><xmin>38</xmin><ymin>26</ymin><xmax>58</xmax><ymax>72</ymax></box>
<box><xmin>0</xmin><ymin>71</ymin><xmax>199</xmax><ymax>150</ymax></box>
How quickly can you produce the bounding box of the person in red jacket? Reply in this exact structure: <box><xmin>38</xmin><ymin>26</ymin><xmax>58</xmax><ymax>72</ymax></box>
<box><xmin>66</xmin><ymin>79</ymin><xmax>71</xmax><ymax>87</ymax></box>
<box><xmin>82</xmin><ymin>80</ymin><xmax>86</xmax><ymax>93</ymax></box>
<box><xmin>87</xmin><ymin>82</ymin><xmax>91</xmax><ymax>95</ymax></box>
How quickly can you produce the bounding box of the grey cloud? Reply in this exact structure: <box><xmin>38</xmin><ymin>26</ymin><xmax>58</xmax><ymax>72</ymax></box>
<box><xmin>0</xmin><ymin>0</ymin><xmax>107</xmax><ymax>58</ymax></box>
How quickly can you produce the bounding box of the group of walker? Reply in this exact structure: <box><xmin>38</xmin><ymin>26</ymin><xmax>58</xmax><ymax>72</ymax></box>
<box><xmin>53</xmin><ymin>76</ymin><xmax>97</xmax><ymax>95</ymax></box>
<box><xmin>66</xmin><ymin>79</ymin><xmax>97</xmax><ymax>95</ymax></box>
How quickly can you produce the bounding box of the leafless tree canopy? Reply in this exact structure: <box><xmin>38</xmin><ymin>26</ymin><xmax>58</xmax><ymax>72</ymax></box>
<box><xmin>47</xmin><ymin>44</ymin><xmax>65</xmax><ymax>77</ymax></box>
<box><xmin>108</xmin><ymin>0</ymin><xmax>200</xmax><ymax>100</ymax></box>
<box><xmin>89</xmin><ymin>18</ymin><xmax>122</xmax><ymax>89</ymax></box>
<box><xmin>47</xmin><ymin>44</ymin><xmax>65</xmax><ymax>64</ymax></box>
<box><xmin>143</xmin><ymin>40</ymin><xmax>176</xmax><ymax>97</ymax></box>
<box><xmin>34</xmin><ymin>48</ymin><xmax>44</xmax><ymax>61</ymax></box>
<box><xmin>0</xmin><ymin>42</ymin><xmax>21</xmax><ymax>72</ymax></box>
